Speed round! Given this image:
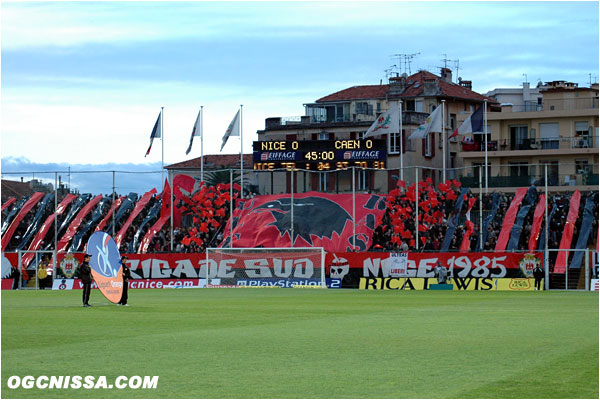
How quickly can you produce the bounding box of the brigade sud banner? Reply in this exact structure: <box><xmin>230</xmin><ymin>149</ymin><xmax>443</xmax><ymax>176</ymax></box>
<box><xmin>2</xmin><ymin>251</ymin><xmax>542</xmax><ymax>290</ymax></box>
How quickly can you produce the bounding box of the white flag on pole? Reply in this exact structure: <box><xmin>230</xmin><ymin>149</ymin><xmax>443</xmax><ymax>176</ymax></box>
<box><xmin>364</xmin><ymin>102</ymin><xmax>399</xmax><ymax>138</ymax></box>
<box><xmin>220</xmin><ymin>110</ymin><xmax>240</xmax><ymax>152</ymax></box>
<box><xmin>408</xmin><ymin>104</ymin><xmax>443</xmax><ymax>140</ymax></box>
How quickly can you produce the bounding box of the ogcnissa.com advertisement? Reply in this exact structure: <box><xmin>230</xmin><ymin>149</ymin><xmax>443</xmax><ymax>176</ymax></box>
<box><xmin>51</xmin><ymin>278</ymin><xmax>215</xmax><ymax>290</ymax></box>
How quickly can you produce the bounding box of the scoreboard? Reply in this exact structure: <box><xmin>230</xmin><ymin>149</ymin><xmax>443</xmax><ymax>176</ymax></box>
<box><xmin>253</xmin><ymin>139</ymin><xmax>387</xmax><ymax>171</ymax></box>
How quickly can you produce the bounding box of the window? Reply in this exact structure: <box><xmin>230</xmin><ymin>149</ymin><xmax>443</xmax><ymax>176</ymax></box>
<box><xmin>389</xmin><ymin>131</ymin><xmax>400</xmax><ymax>154</ymax></box>
<box><xmin>510</xmin><ymin>125</ymin><xmax>529</xmax><ymax>150</ymax></box>
<box><xmin>424</xmin><ymin>132</ymin><xmax>433</xmax><ymax>157</ymax></box>
<box><xmin>318</xmin><ymin>132</ymin><xmax>329</xmax><ymax>141</ymax></box>
<box><xmin>405</xmin><ymin>100</ymin><xmax>415</xmax><ymax>111</ymax></box>
<box><xmin>575</xmin><ymin>159</ymin><xmax>590</xmax><ymax>174</ymax></box>
<box><xmin>540</xmin><ymin>160</ymin><xmax>559</xmax><ymax>186</ymax></box>
<box><xmin>376</xmin><ymin>103</ymin><xmax>381</xmax><ymax>113</ymax></box>
<box><xmin>319</xmin><ymin>172</ymin><xmax>328</xmax><ymax>192</ymax></box>
<box><xmin>510</xmin><ymin>162</ymin><xmax>529</xmax><ymax>177</ymax></box>
<box><xmin>336</xmin><ymin>104</ymin><xmax>345</xmax><ymax>121</ymax></box>
<box><xmin>355</xmin><ymin>102</ymin><xmax>373</xmax><ymax>115</ymax></box>
<box><xmin>356</xmin><ymin>170</ymin><xmax>369</xmax><ymax>191</ymax></box>
<box><xmin>415</xmin><ymin>100</ymin><xmax>424</xmax><ymax>112</ymax></box>
<box><xmin>539</xmin><ymin>123</ymin><xmax>559</xmax><ymax>149</ymax></box>
<box><xmin>473</xmin><ymin>162</ymin><xmax>491</xmax><ymax>182</ymax></box>
<box><xmin>575</xmin><ymin>121</ymin><xmax>589</xmax><ymax>136</ymax></box>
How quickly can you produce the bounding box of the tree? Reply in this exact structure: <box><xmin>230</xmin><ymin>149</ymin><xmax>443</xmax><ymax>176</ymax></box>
<box><xmin>204</xmin><ymin>170</ymin><xmax>239</xmax><ymax>187</ymax></box>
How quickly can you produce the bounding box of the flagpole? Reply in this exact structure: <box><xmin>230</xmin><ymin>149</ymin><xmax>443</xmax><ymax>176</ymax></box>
<box><xmin>415</xmin><ymin>167</ymin><xmax>419</xmax><ymax>251</ymax></box>
<box><xmin>442</xmin><ymin>100</ymin><xmax>446</xmax><ymax>183</ymax></box>
<box><xmin>240</xmin><ymin>104</ymin><xmax>244</xmax><ymax>198</ymax></box>
<box><xmin>169</xmin><ymin>169</ymin><xmax>173</xmax><ymax>252</ymax></box>
<box><xmin>484</xmin><ymin>100</ymin><xmax>488</xmax><ymax>193</ymax></box>
<box><xmin>161</xmin><ymin>106</ymin><xmax>165</xmax><ymax>192</ymax></box>
<box><xmin>200</xmin><ymin>106</ymin><xmax>204</xmax><ymax>183</ymax></box>
<box><xmin>399</xmin><ymin>100</ymin><xmax>403</xmax><ymax>183</ymax></box>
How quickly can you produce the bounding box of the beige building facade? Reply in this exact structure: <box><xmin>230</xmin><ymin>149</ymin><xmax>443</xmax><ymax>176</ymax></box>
<box><xmin>255</xmin><ymin>69</ymin><xmax>494</xmax><ymax>195</ymax></box>
<box><xmin>459</xmin><ymin>81</ymin><xmax>599</xmax><ymax>192</ymax></box>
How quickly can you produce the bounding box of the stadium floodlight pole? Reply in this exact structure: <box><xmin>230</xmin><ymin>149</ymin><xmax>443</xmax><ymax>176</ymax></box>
<box><xmin>479</xmin><ymin>165</ymin><xmax>483</xmax><ymax>250</ymax></box>
<box><xmin>112</xmin><ymin>171</ymin><xmax>116</xmax><ymax>238</ymax></box>
<box><xmin>200</xmin><ymin>105</ymin><xmax>204</xmax><ymax>182</ymax></box>
<box><xmin>415</xmin><ymin>167</ymin><xmax>419</xmax><ymax>251</ymax></box>
<box><xmin>290</xmin><ymin>168</ymin><xmax>294</xmax><ymax>247</ymax></box>
<box><xmin>169</xmin><ymin>169</ymin><xmax>174</xmax><ymax>252</ymax></box>
<box><xmin>205</xmin><ymin>248</ymin><xmax>209</xmax><ymax>287</ymax></box>
<box><xmin>544</xmin><ymin>163</ymin><xmax>549</xmax><ymax>290</ymax></box>
<box><xmin>161</xmin><ymin>106</ymin><xmax>165</xmax><ymax>192</ymax></box>
<box><xmin>240</xmin><ymin>104</ymin><xmax>244</xmax><ymax>199</ymax></box>
<box><xmin>484</xmin><ymin>100</ymin><xmax>488</xmax><ymax>193</ymax></box>
<box><xmin>442</xmin><ymin>100</ymin><xmax>446</xmax><ymax>183</ymax></box>
<box><xmin>230</xmin><ymin>168</ymin><xmax>234</xmax><ymax>248</ymax></box>
<box><xmin>399</xmin><ymin>100</ymin><xmax>403</xmax><ymax>183</ymax></box>
<box><xmin>54</xmin><ymin>172</ymin><xmax>58</xmax><ymax>255</ymax></box>
<box><xmin>352</xmin><ymin>166</ymin><xmax>356</xmax><ymax>251</ymax></box>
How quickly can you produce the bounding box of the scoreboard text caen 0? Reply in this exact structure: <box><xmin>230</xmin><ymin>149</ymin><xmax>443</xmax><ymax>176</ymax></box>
<box><xmin>252</xmin><ymin>139</ymin><xmax>387</xmax><ymax>171</ymax></box>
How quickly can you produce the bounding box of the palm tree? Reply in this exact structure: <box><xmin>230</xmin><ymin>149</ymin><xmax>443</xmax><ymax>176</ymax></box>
<box><xmin>204</xmin><ymin>170</ymin><xmax>240</xmax><ymax>187</ymax></box>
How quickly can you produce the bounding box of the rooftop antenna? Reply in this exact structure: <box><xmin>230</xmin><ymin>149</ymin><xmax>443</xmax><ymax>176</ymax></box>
<box><xmin>384</xmin><ymin>65</ymin><xmax>397</xmax><ymax>79</ymax></box>
<box><xmin>523</xmin><ymin>73</ymin><xmax>528</xmax><ymax>84</ymax></box>
<box><xmin>441</xmin><ymin>54</ymin><xmax>459</xmax><ymax>82</ymax></box>
<box><xmin>453</xmin><ymin>59</ymin><xmax>460</xmax><ymax>83</ymax></box>
<box><xmin>391</xmin><ymin>53</ymin><xmax>420</xmax><ymax>75</ymax></box>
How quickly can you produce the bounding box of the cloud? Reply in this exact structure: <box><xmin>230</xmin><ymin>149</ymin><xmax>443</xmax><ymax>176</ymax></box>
<box><xmin>1</xmin><ymin>157</ymin><xmax>164</xmax><ymax>196</ymax></box>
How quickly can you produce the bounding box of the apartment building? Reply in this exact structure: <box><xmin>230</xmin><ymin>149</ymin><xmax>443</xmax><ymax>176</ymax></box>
<box><xmin>460</xmin><ymin>80</ymin><xmax>599</xmax><ymax>192</ymax></box>
<box><xmin>255</xmin><ymin>68</ymin><xmax>495</xmax><ymax>194</ymax></box>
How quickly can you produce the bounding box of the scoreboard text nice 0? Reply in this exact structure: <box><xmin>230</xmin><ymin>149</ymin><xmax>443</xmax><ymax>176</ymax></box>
<box><xmin>253</xmin><ymin>139</ymin><xmax>387</xmax><ymax>171</ymax></box>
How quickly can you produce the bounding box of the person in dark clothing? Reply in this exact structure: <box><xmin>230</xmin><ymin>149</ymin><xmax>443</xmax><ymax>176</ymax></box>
<box><xmin>533</xmin><ymin>265</ymin><xmax>544</xmax><ymax>291</ymax></box>
<box><xmin>10</xmin><ymin>266</ymin><xmax>20</xmax><ymax>290</ymax></box>
<box><xmin>118</xmin><ymin>256</ymin><xmax>131</xmax><ymax>306</ymax></box>
<box><xmin>79</xmin><ymin>254</ymin><xmax>93</xmax><ymax>307</ymax></box>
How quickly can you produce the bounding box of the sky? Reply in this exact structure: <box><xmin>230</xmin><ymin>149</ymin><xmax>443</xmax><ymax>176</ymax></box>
<box><xmin>1</xmin><ymin>0</ymin><xmax>598</xmax><ymax>195</ymax></box>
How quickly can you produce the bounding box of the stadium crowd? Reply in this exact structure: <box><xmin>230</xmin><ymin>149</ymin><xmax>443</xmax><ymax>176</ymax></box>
<box><xmin>2</xmin><ymin>180</ymin><xmax>598</xmax><ymax>263</ymax></box>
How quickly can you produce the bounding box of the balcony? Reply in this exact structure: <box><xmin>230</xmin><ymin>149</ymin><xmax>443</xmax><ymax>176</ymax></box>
<box><xmin>542</xmin><ymin>97</ymin><xmax>598</xmax><ymax>111</ymax></box>
<box><xmin>264</xmin><ymin>110</ymin><xmax>430</xmax><ymax>130</ymax></box>
<box><xmin>460</xmin><ymin>135</ymin><xmax>598</xmax><ymax>153</ymax></box>
<box><xmin>459</xmin><ymin>172</ymin><xmax>598</xmax><ymax>189</ymax></box>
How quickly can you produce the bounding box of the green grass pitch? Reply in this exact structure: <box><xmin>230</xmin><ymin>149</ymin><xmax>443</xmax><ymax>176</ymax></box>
<box><xmin>1</xmin><ymin>288</ymin><xmax>598</xmax><ymax>399</ymax></box>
